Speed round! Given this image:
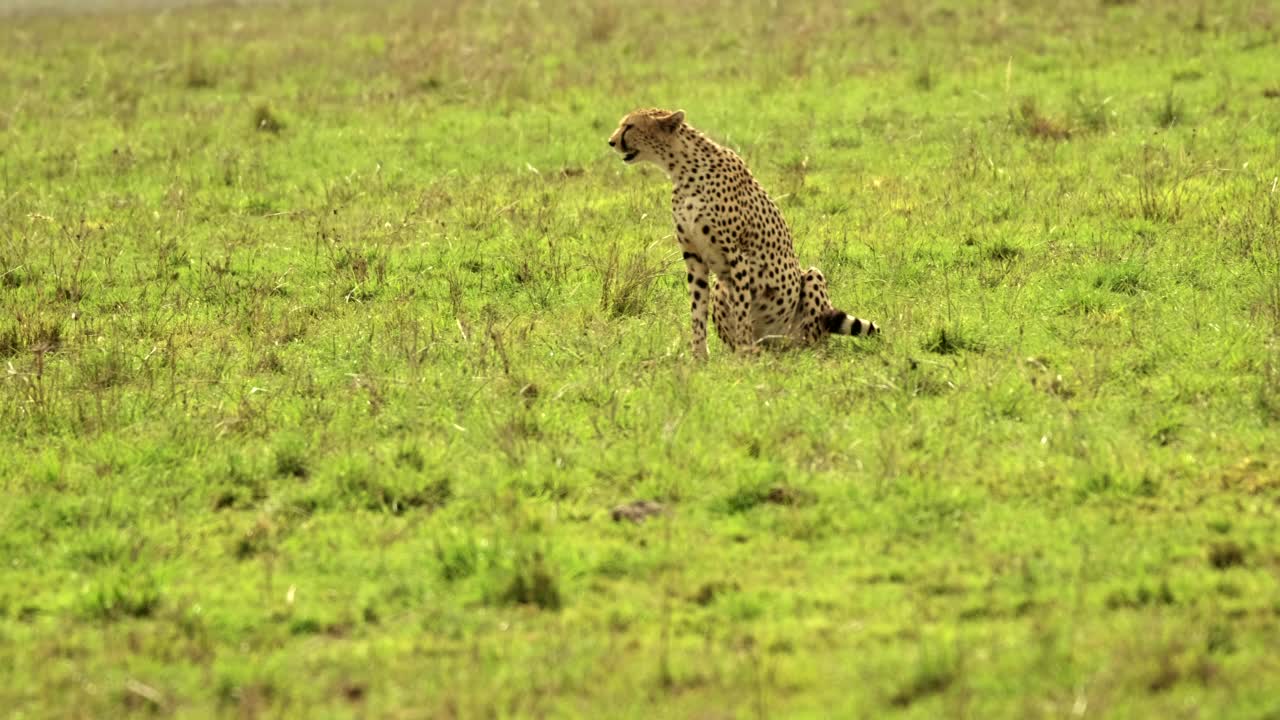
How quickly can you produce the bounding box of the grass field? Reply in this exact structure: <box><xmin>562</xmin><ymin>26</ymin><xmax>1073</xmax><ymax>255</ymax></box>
<box><xmin>3</xmin><ymin>0</ymin><xmax>1280</xmax><ymax>717</ymax></box>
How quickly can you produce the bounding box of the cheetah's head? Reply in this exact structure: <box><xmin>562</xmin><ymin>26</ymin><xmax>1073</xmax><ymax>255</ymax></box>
<box><xmin>608</xmin><ymin>108</ymin><xmax>685</xmax><ymax>166</ymax></box>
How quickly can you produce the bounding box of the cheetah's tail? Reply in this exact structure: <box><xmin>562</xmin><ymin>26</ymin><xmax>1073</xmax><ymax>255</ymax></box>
<box><xmin>822</xmin><ymin>309</ymin><xmax>879</xmax><ymax>337</ymax></box>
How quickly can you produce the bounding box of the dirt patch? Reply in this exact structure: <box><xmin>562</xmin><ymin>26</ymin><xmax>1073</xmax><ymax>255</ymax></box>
<box><xmin>610</xmin><ymin>500</ymin><xmax>664</xmax><ymax>523</ymax></box>
<box><xmin>1207</xmin><ymin>542</ymin><xmax>1245</xmax><ymax>570</ymax></box>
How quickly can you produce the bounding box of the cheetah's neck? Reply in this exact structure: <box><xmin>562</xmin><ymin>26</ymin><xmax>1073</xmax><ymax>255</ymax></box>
<box><xmin>665</xmin><ymin>126</ymin><xmax>747</xmax><ymax>192</ymax></box>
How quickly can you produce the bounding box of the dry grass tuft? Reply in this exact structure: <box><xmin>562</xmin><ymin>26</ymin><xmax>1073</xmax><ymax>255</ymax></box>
<box><xmin>1017</xmin><ymin>97</ymin><xmax>1071</xmax><ymax>140</ymax></box>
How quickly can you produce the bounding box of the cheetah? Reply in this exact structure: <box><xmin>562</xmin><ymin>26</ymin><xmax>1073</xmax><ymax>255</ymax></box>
<box><xmin>607</xmin><ymin>108</ymin><xmax>878</xmax><ymax>358</ymax></box>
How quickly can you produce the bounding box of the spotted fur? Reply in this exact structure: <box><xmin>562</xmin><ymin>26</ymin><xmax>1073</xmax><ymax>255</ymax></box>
<box><xmin>608</xmin><ymin>108</ymin><xmax>878</xmax><ymax>358</ymax></box>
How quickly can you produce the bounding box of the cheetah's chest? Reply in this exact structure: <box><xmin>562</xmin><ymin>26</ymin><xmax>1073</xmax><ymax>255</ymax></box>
<box><xmin>674</xmin><ymin>195</ymin><xmax>729</xmax><ymax>273</ymax></box>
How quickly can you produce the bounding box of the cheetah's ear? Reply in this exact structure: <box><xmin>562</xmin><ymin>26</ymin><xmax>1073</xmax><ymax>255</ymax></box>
<box><xmin>658</xmin><ymin>110</ymin><xmax>685</xmax><ymax>131</ymax></box>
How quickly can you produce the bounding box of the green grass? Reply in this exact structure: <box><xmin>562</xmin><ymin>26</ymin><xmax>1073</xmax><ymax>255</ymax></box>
<box><xmin>3</xmin><ymin>0</ymin><xmax>1280</xmax><ymax>717</ymax></box>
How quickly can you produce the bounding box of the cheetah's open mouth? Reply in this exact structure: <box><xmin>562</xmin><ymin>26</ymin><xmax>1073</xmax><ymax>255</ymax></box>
<box><xmin>618</xmin><ymin>126</ymin><xmax>638</xmax><ymax>162</ymax></box>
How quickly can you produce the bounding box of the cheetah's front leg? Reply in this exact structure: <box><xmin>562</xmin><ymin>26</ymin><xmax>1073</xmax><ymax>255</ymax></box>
<box><xmin>710</xmin><ymin>278</ymin><xmax>740</xmax><ymax>351</ymax></box>
<box><xmin>682</xmin><ymin>249</ymin><xmax>711</xmax><ymax>359</ymax></box>
<box><xmin>724</xmin><ymin>251</ymin><xmax>758</xmax><ymax>354</ymax></box>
